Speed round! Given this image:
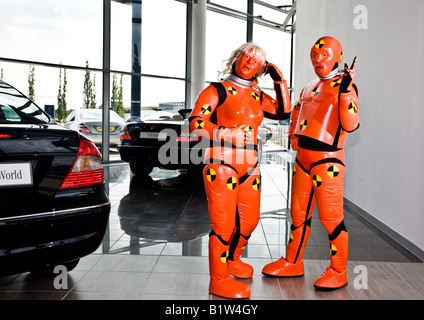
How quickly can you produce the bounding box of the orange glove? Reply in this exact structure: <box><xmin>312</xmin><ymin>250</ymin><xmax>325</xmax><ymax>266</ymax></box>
<box><xmin>218</xmin><ymin>123</ymin><xmax>251</xmax><ymax>147</ymax></box>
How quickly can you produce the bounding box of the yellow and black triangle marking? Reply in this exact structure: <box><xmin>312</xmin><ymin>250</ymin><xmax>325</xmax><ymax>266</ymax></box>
<box><xmin>201</xmin><ymin>104</ymin><xmax>212</xmax><ymax>115</ymax></box>
<box><xmin>348</xmin><ymin>101</ymin><xmax>357</xmax><ymax>114</ymax></box>
<box><xmin>315</xmin><ymin>39</ymin><xmax>325</xmax><ymax>49</ymax></box>
<box><xmin>331</xmin><ymin>78</ymin><xmax>342</xmax><ymax>87</ymax></box>
<box><xmin>293</xmin><ymin>166</ymin><xmax>296</xmax><ymax>175</ymax></box>
<box><xmin>226</xmin><ymin>176</ymin><xmax>237</xmax><ymax>190</ymax></box>
<box><xmin>228</xmin><ymin>86</ymin><xmax>237</xmax><ymax>95</ymax></box>
<box><xmin>289</xmin><ymin>232</ymin><xmax>294</xmax><ymax>243</ymax></box>
<box><xmin>251</xmin><ymin>91</ymin><xmax>260</xmax><ymax>100</ymax></box>
<box><xmin>195</xmin><ymin>119</ymin><xmax>205</xmax><ymax>129</ymax></box>
<box><xmin>220</xmin><ymin>250</ymin><xmax>229</xmax><ymax>263</ymax></box>
<box><xmin>244</xmin><ymin>126</ymin><xmax>253</xmax><ymax>135</ymax></box>
<box><xmin>206</xmin><ymin>168</ymin><xmax>217</xmax><ymax>182</ymax></box>
<box><xmin>272</xmin><ymin>99</ymin><xmax>276</xmax><ymax>105</ymax></box>
<box><xmin>327</xmin><ymin>165</ymin><xmax>340</xmax><ymax>178</ymax></box>
<box><xmin>299</xmin><ymin>119</ymin><xmax>308</xmax><ymax>131</ymax></box>
<box><xmin>296</xmin><ymin>98</ymin><xmax>302</xmax><ymax>106</ymax></box>
<box><xmin>312</xmin><ymin>174</ymin><xmax>322</xmax><ymax>187</ymax></box>
<box><xmin>311</xmin><ymin>86</ymin><xmax>320</xmax><ymax>98</ymax></box>
<box><xmin>252</xmin><ymin>177</ymin><xmax>261</xmax><ymax>191</ymax></box>
<box><xmin>330</xmin><ymin>244</ymin><xmax>337</xmax><ymax>256</ymax></box>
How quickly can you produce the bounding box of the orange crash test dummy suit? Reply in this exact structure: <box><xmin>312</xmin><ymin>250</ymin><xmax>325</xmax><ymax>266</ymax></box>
<box><xmin>262</xmin><ymin>36</ymin><xmax>360</xmax><ymax>289</ymax></box>
<box><xmin>189</xmin><ymin>43</ymin><xmax>291</xmax><ymax>298</ymax></box>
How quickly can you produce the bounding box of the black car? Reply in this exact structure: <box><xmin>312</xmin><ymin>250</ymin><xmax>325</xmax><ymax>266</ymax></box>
<box><xmin>118</xmin><ymin>109</ymin><xmax>268</xmax><ymax>175</ymax></box>
<box><xmin>119</xmin><ymin>109</ymin><xmax>205</xmax><ymax>175</ymax></box>
<box><xmin>0</xmin><ymin>80</ymin><xmax>110</xmax><ymax>276</ymax></box>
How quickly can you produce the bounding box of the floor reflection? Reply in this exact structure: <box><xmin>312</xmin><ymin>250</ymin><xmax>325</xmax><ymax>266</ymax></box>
<box><xmin>100</xmin><ymin>149</ymin><xmax>417</xmax><ymax>263</ymax></box>
<box><xmin>99</xmin><ymin>150</ymin><xmax>294</xmax><ymax>258</ymax></box>
<box><xmin>118</xmin><ymin>170</ymin><xmax>210</xmax><ymax>243</ymax></box>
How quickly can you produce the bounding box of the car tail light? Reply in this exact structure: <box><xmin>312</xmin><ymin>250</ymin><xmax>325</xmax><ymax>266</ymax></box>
<box><xmin>120</xmin><ymin>125</ymin><xmax>132</xmax><ymax>141</ymax></box>
<box><xmin>78</xmin><ymin>123</ymin><xmax>91</xmax><ymax>133</ymax></box>
<box><xmin>0</xmin><ymin>134</ymin><xmax>10</xmax><ymax>138</ymax></box>
<box><xmin>59</xmin><ymin>139</ymin><xmax>104</xmax><ymax>189</ymax></box>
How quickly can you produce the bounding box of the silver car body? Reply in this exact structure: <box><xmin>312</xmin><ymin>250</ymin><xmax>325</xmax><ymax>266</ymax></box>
<box><xmin>63</xmin><ymin>109</ymin><xmax>125</xmax><ymax>147</ymax></box>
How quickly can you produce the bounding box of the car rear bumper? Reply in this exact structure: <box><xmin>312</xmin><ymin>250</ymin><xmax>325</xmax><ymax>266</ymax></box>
<box><xmin>118</xmin><ymin>143</ymin><xmax>205</xmax><ymax>169</ymax></box>
<box><xmin>0</xmin><ymin>202</ymin><xmax>110</xmax><ymax>276</ymax></box>
<box><xmin>118</xmin><ymin>144</ymin><xmax>162</xmax><ymax>166</ymax></box>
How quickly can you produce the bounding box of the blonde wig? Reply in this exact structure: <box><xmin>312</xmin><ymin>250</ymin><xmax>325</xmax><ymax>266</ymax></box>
<box><xmin>218</xmin><ymin>43</ymin><xmax>267</xmax><ymax>81</ymax></box>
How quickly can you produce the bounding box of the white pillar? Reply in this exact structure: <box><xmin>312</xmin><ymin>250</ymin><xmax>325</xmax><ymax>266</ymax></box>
<box><xmin>191</xmin><ymin>0</ymin><xmax>207</xmax><ymax>104</ymax></box>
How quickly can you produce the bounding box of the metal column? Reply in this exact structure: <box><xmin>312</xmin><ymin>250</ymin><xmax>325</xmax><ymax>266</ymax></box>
<box><xmin>130</xmin><ymin>0</ymin><xmax>142</xmax><ymax>120</ymax></box>
<box><xmin>247</xmin><ymin>0</ymin><xmax>254</xmax><ymax>42</ymax></box>
<box><xmin>102</xmin><ymin>0</ymin><xmax>111</xmax><ymax>163</ymax></box>
<box><xmin>190</xmin><ymin>0</ymin><xmax>207</xmax><ymax>104</ymax></box>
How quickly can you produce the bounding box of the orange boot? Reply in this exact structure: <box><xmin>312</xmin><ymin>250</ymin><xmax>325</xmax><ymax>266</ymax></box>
<box><xmin>314</xmin><ymin>225</ymin><xmax>348</xmax><ymax>289</ymax></box>
<box><xmin>262</xmin><ymin>219</ymin><xmax>310</xmax><ymax>277</ymax></box>
<box><xmin>208</xmin><ymin>234</ymin><xmax>250</xmax><ymax>299</ymax></box>
<box><xmin>228</xmin><ymin>234</ymin><xmax>253</xmax><ymax>279</ymax></box>
<box><xmin>262</xmin><ymin>257</ymin><xmax>304</xmax><ymax>277</ymax></box>
<box><xmin>314</xmin><ymin>267</ymin><xmax>347</xmax><ymax>289</ymax></box>
<box><xmin>228</xmin><ymin>259</ymin><xmax>254</xmax><ymax>279</ymax></box>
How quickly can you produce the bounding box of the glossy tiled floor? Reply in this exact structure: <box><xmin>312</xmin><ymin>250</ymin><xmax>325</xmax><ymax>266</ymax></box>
<box><xmin>0</xmin><ymin>147</ymin><xmax>423</xmax><ymax>301</ymax></box>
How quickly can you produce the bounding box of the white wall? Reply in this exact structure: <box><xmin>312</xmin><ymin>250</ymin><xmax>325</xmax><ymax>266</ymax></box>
<box><xmin>294</xmin><ymin>0</ymin><xmax>424</xmax><ymax>252</ymax></box>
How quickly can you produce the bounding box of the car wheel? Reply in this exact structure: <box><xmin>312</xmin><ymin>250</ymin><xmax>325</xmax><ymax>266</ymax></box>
<box><xmin>130</xmin><ymin>163</ymin><xmax>153</xmax><ymax>175</ymax></box>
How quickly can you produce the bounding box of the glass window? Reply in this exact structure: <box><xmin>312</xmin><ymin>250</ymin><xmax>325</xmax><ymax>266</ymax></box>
<box><xmin>112</xmin><ymin>0</ymin><xmax>186</xmax><ymax>77</ymax></box>
<box><xmin>205</xmin><ymin>11</ymin><xmax>246</xmax><ymax>82</ymax></box>
<box><xmin>0</xmin><ymin>0</ymin><xmax>103</xmax><ymax>68</ymax></box>
<box><xmin>253</xmin><ymin>25</ymin><xmax>292</xmax><ymax>90</ymax></box>
<box><xmin>141</xmin><ymin>0</ymin><xmax>186</xmax><ymax>78</ymax></box>
<box><xmin>140</xmin><ymin>77</ymin><xmax>186</xmax><ymax>110</ymax></box>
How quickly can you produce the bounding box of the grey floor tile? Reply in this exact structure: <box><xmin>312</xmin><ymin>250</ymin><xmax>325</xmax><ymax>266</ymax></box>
<box><xmin>153</xmin><ymin>256</ymin><xmax>209</xmax><ymax>274</ymax></box>
<box><xmin>2</xmin><ymin>156</ymin><xmax>423</xmax><ymax>301</ymax></box>
<box><xmin>91</xmin><ymin>254</ymin><xmax>158</xmax><ymax>273</ymax></box>
<box><xmin>405</xmin><ymin>279</ymin><xmax>424</xmax><ymax>297</ymax></box>
<box><xmin>347</xmin><ymin>278</ymin><xmax>423</xmax><ymax>300</ymax></box>
<box><xmin>142</xmin><ymin>273</ymin><xmax>210</xmax><ymax>296</ymax></box>
<box><xmin>64</xmin><ymin>291</ymin><xmax>140</xmax><ymax>300</ymax></box>
<box><xmin>387</xmin><ymin>262</ymin><xmax>424</xmax><ymax>280</ymax></box>
<box><xmin>277</xmin><ymin>276</ymin><xmax>354</xmax><ymax>300</ymax></box>
<box><xmin>1</xmin><ymin>270</ymin><xmax>86</xmax><ymax>292</ymax></box>
<box><xmin>248</xmin><ymin>275</ymin><xmax>282</xmax><ymax>299</ymax></box>
<box><xmin>72</xmin><ymin>270</ymin><xmax>150</xmax><ymax>294</ymax></box>
<box><xmin>0</xmin><ymin>290</ymin><xmax>67</xmax><ymax>300</ymax></box>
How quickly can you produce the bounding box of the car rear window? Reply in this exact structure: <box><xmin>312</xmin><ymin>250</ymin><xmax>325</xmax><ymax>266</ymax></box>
<box><xmin>79</xmin><ymin>110</ymin><xmax>101</xmax><ymax>120</ymax></box>
<box><xmin>78</xmin><ymin>109</ymin><xmax>123</xmax><ymax>122</ymax></box>
<box><xmin>0</xmin><ymin>81</ymin><xmax>51</xmax><ymax>124</ymax></box>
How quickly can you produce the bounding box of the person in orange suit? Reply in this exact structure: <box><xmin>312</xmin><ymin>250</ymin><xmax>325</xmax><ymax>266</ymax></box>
<box><xmin>189</xmin><ymin>43</ymin><xmax>291</xmax><ymax>298</ymax></box>
<box><xmin>262</xmin><ymin>36</ymin><xmax>359</xmax><ymax>289</ymax></box>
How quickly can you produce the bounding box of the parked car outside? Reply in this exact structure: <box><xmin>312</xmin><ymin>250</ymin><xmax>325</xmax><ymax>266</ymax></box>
<box><xmin>0</xmin><ymin>80</ymin><xmax>110</xmax><ymax>276</ymax></box>
<box><xmin>118</xmin><ymin>109</ymin><xmax>270</xmax><ymax>175</ymax></box>
<box><xmin>63</xmin><ymin>108</ymin><xmax>125</xmax><ymax>147</ymax></box>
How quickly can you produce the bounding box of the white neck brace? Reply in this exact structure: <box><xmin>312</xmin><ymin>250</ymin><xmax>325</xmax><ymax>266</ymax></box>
<box><xmin>318</xmin><ymin>68</ymin><xmax>341</xmax><ymax>80</ymax></box>
<box><xmin>226</xmin><ymin>74</ymin><xmax>252</xmax><ymax>88</ymax></box>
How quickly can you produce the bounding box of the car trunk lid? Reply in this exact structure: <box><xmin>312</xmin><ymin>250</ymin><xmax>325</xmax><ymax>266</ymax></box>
<box><xmin>0</xmin><ymin>124</ymin><xmax>80</xmax><ymax>218</ymax></box>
